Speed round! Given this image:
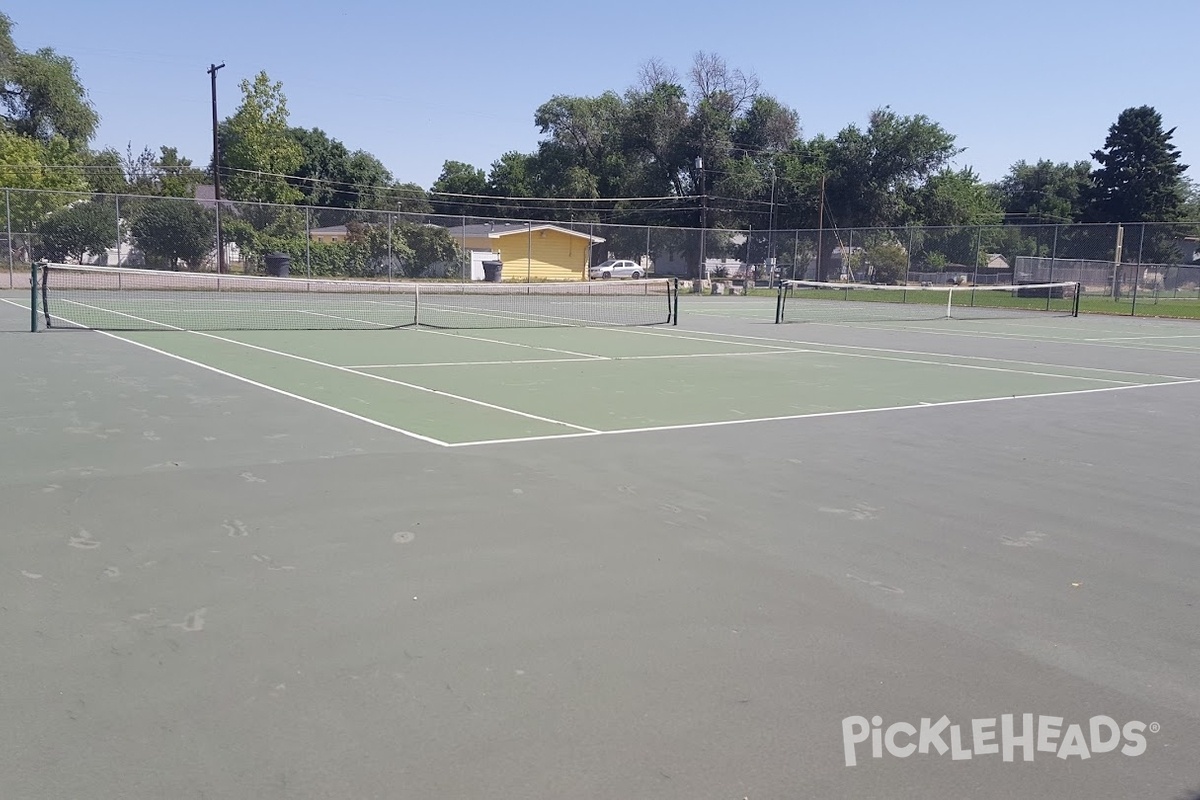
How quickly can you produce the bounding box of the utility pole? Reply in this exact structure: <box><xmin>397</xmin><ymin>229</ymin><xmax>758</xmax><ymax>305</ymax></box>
<box><xmin>208</xmin><ymin>62</ymin><xmax>226</xmax><ymax>274</ymax></box>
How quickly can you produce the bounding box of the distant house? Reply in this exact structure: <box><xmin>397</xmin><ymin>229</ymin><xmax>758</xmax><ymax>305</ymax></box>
<box><xmin>445</xmin><ymin>222</ymin><xmax>605</xmax><ymax>281</ymax></box>
<box><xmin>309</xmin><ymin>225</ymin><xmax>350</xmax><ymax>244</ymax></box>
<box><xmin>983</xmin><ymin>253</ymin><xmax>1011</xmax><ymax>271</ymax></box>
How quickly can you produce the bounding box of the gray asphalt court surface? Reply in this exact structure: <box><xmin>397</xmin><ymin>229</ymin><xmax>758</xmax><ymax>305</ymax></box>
<box><xmin>2</xmin><ymin>288</ymin><xmax>1199</xmax><ymax>799</ymax></box>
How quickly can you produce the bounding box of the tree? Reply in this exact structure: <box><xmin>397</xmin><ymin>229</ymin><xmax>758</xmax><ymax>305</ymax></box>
<box><xmin>287</xmin><ymin>127</ymin><xmax>395</xmax><ymax>209</ymax></box>
<box><xmin>822</xmin><ymin>108</ymin><xmax>961</xmax><ymax>232</ymax></box>
<box><xmin>993</xmin><ymin>159</ymin><xmax>1092</xmax><ymax>223</ymax></box>
<box><xmin>0</xmin><ymin>129</ymin><xmax>87</xmax><ymax>232</ymax></box>
<box><xmin>1087</xmin><ymin>106</ymin><xmax>1188</xmax><ymax>224</ymax></box>
<box><xmin>82</xmin><ymin>147</ymin><xmax>127</xmax><ymax>194</ymax></box>
<box><xmin>911</xmin><ymin>168</ymin><xmax>1002</xmax><ymax>227</ymax></box>
<box><xmin>861</xmin><ymin>236</ymin><xmax>909</xmax><ymax>284</ymax></box>
<box><xmin>430</xmin><ymin>160</ymin><xmax>488</xmax><ymax>216</ymax></box>
<box><xmin>130</xmin><ymin>200</ymin><xmax>215</xmax><ymax>270</ymax></box>
<box><xmin>390</xmin><ymin>182</ymin><xmax>432</xmax><ymax>214</ymax></box>
<box><xmin>0</xmin><ymin>13</ymin><xmax>98</xmax><ymax>148</ymax></box>
<box><xmin>156</xmin><ymin>146</ymin><xmax>205</xmax><ymax>198</ymax></box>
<box><xmin>36</xmin><ymin>201</ymin><xmax>117</xmax><ymax>262</ymax></box>
<box><xmin>222</xmin><ymin>71</ymin><xmax>304</xmax><ymax>205</ymax></box>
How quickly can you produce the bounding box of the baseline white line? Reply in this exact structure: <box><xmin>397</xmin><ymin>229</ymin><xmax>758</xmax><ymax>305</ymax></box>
<box><xmin>347</xmin><ymin>349</ymin><xmax>811</xmax><ymax>369</ymax></box>
<box><xmin>57</xmin><ymin>299</ymin><xmax>599</xmax><ymax>434</ymax></box>
<box><xmin>444</xmin><ymin>378</ymin><xmax>1200</xmax><ymax>448</ymax></box>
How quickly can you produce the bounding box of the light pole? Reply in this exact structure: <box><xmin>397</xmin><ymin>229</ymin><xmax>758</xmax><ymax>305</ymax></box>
<box><xmin>208</xmin><ymin>62</ymin><xmax>225</xmax><ymax>274</ymax></box>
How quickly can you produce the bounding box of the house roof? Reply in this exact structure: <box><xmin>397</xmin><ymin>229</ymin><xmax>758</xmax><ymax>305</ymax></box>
<box><xmin>310</xmin><ymin>225</ymin><xmax>349</xmax><ymax>235</ymax></box>
<box><xmin>445</xmin><ymin>222</ymin><xmax>605</xmax><ymax>244</ymax></box>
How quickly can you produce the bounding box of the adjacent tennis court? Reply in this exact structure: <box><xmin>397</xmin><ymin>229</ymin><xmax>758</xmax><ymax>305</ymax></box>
<box><xmin>3</xmin><ymin>267</ymin><xmax>1199</xmax><ymax>800</ymax></box>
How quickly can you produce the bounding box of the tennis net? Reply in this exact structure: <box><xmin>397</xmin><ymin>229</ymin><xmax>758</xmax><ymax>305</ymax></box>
<box><xmin>775</xmin><ymin>280</ymin><xmax>1080</xmax><ymax>324</ymax></box>
<box><xmin>37</xmin><ymin>264</ymin><xmax>678</xmax><ymax>331</ymax></box>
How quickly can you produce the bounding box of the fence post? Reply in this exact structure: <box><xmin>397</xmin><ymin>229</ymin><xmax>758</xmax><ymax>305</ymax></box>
<box><xmin>526</xmin><ymin>220</ymin><xmax>532</xmax><ymax>283</ymax></box>
<box><xmin>5</xmin><ymin>189</ymin><xmax>12</xmax><ymax>290</ymax></box>
<box><xmin>304</xmin><ymin>206</ymin><xmax>311</xmax><ymax>278</ymax></box>
<box><xmin>905</xmin><ymin>226</ymin><xmax>914</xmax><ymax>292</ymax></box>
<box><xmin>792</xmin><ymin>230</ymin><xmax>799</xmax><ymax>281</ymax></box>
<box><xmin>1048</xmin><ymin>225</ymin><xmax>1059</xmax><ymax>310</ymax></box>
<box><xmin>30</xmin><ymin>258</ymin><xmax>38</xmax><ymax>332</ymax></box>
<box><xmin>387</xmin><ymin>213</ymin><xmax>393</xmax><ymax>281</ymax></box>
<box><xmin>1131</xmin><ymin>223</ymin><xmax>1146</xmax><ymax>316</ymax></box>
<box><xmin>114</xmin><ymin>195</ymin><xmax>121</xmax><ymax>267</ymax></box>
<box><xmin>645</xmin><ymin>225</ymin><xmax>651</xmax><ymax>280</ymax></box>
<box><xmin>462</xmin><ymin>214</ymin><xmax>468</xmax><ymax>281</ymax></box>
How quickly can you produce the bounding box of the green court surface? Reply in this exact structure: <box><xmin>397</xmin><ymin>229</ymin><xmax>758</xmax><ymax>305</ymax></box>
<box><xmin>3</xmin><ymin>290</ymin><xmax>1200</xmax><ymax>800</ymax></box>
<box><xmin>100</xmin><ymin>318</ymin><xmax>1190</xmax><ymax>447</ymax></box>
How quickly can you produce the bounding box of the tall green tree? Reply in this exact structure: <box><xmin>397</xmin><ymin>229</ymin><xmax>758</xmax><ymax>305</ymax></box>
<box><xmin>430</xmin><ymin>160</ymin><xmax>489</xmax><ymax>216</ymax></box>
<box><xmin>81</xmin><ymin>147</ymin><xmax>126</xmax><ymax>194</ymax></box>
<box><xmin>130</xmin><ymin>201</ymin><xmax>215</xmax><ymax>269</ymax></box>
<box><xmin>994</xmin><ymin>159</ymin><xmax>1092</xmax><ymax>223</ymax></box>
<box><xmin>390</xmin><ymin>182</ymin><xmax>432</xmax><ymax>214</ymax></box>
<box><xmin>1087</xmin><ymin>106</ymin><xmax>1188</xmax><ymax>224</ymax></box>
<box><xmin>0</xmin><ymin>13</ymin><xmax>98</xmax><ymax>149</ymax></box>
<box><xmin>912</xmin><ymin>168</ymin><xmax>1002</xmax><ymax>227</ymax></box>
<box><xmin>36</xmin><ymin>200</ymin><xmax>117</xmax><ymax>262</ymax></box>
<box><xmin>156</xmin><ymin>146</ymin><xmax>205</xmax><ymax>198</ymax></box>
<box><xmin>286</xmin><ymin>127</ymin><xmax>394</xmax><ymax>209</ymax></box>
<box><xmin>0</xmin><ymin>129</ymin><xmax>87</xmax><ymax>232</ymax></box>
<box><xmin>222</xmin><ymin>71</ymin><xmax>304</xmax><ymax>204</ymax></box>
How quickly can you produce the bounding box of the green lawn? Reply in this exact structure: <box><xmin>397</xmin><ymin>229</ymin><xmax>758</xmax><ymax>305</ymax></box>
<box><xmin>1078</xmin><ymin>294</ymin><xmax>1200</xmax><ymax>319</ymax></box>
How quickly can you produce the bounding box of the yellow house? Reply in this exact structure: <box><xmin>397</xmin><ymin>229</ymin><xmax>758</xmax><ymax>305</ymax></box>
<box><xmin>309</xmin><ymin>225</ymin><xmax>351</xmax><ymax>244</ymax></box>
<box><xmin>446</xmin><ymin>222</ymin><xmax>605</xmax><ymax>281</ymax></box>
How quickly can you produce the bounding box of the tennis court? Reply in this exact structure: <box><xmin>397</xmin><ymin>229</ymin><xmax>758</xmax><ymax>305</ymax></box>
<box><xmin>2</xmin><ymin>269</ymin><xmax>1199</xmax><ymax>799</ymax></box>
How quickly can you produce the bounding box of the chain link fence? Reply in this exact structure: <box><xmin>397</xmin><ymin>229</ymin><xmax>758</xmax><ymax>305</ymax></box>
<box><xmin>3</xmin><ymin>187</ymin><xmax>1198</xmax><ymax>315</ymax></box>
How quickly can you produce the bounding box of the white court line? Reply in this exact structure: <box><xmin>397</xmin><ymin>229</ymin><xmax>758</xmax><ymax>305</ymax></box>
<box><xmin>55</xmin><ymin>299</ymin><xmax>599</xmax><ymax>434</ymax></box>
<box><xmin>413</xmin><ymin>327</ymin><xmax>609</xmax><ymax>360</ymax></box>
<box><xmin>600</xmin><ymin>326</ymin><xmax>1164</xmax><ymax>384</ymax></box>
<box><xmin>295</xmin><ymin>306</ymin><xmax>612</xmax><ymax>361</ymax></box>
<box><xmin>444</xmin><ymin>378</ymin><xmax>1200</xmax><ymax>448</ymax></box>
<box><xmin>347</xmin><ymin>349</ymin><xmax>811</xmax><ymax>369</ymax></box>
<box><xmin>350</xmin><ymin>357</ymin><xmax>603</xmax><ymax>369</ymax></box>
<box><xmin>1083</xmin><ymin>333</ymin><xmax>1200</xmax><ymax>342</ymax></box>
<box><xmin>73</xmin><ymin>333</ymin><xmax>451</xmax><ymax>447</ymax></box>
<box><xmin>604</xmin><ymin>323</ymin><xmax>1198</xmax><ymax>381</ymax></box>
<box><xmin>813</xmin><ymin>318</ymin><xmax>1200</xmax><ymax>354</ymax></box>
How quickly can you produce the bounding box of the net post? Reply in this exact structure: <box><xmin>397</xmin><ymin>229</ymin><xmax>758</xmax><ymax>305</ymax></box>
<box><xmin>414</xmin><ymin>282</ymin><xmax>421</xmax><ymax>327</ymax></box>
<box><xmin>673</xmin><ymin>278</ymin><xmax>679</xmax><ymax>325</ymax></box>
<box><xmin>38</xmin><ymin>260</ymin><xmax>50</xmax><ymax>329</ymax></box>
<box><xmin>775</xmin><ymin>281</ymin><xmax>784</xmax><ymax>323</ymax></box>
<box><xmin>1073</xmin><ymin>282</ymin><xmax>1081</xmax><ymax>317</ymax></box>
<box><xmin>945</xmin><ymin>286</ymin><xmax>953</xmax><ymax>319</ymax></box>
<box><xmin>30</xmin><ymin>259</ymin><xmax>38</xmax><ymax>332</ymax></box>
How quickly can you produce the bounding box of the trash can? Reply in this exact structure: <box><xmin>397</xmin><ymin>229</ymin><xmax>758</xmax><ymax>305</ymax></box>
<box><xmin>482</xmin><ymin>259</ymin><xmax>503</xmax><ymax>283</ymax></box>
<box><xmin>264</xmin><ymin>252</ymin><xmax>291</xmax><ymax>278</ymax></box>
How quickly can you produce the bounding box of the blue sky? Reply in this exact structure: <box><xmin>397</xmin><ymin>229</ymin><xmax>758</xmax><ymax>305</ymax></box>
<box><xmin>7</xmin><ymin>0</ymin><xmax>1198</xmax><ymax>190</ymax></box>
